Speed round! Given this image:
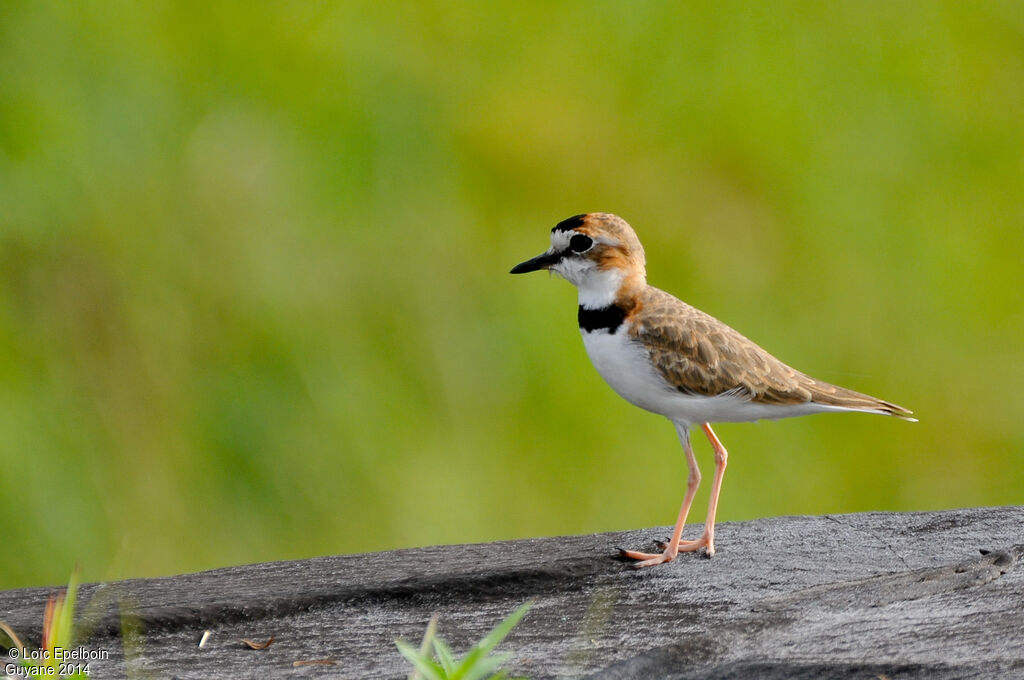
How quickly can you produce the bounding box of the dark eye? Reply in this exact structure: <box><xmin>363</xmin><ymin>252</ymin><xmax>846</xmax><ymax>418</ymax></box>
<box><xmin>569</xmin><ymin>233</ymin><xmax>593</xmax><ymax>253</ymax></box>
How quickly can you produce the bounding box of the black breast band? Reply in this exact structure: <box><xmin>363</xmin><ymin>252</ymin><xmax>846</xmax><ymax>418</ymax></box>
<box><xmin>578</xmin><ymin>305</ymin><xmax>627</xmax><ymax>333</ymax></box>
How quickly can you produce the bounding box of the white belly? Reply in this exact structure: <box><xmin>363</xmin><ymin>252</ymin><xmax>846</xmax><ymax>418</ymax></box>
<box><xmin>581</xmin><ymin>328</ymin><xmax>837</xmax><ymax>426</ymax></box>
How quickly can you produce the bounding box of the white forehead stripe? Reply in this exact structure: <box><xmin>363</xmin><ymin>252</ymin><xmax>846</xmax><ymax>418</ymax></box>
<box><xmin>550</xmin><ymin>229</ymin><xmax>621</xmax><ymax>251</ymax></box>
<box><xmin>550</xmin><ymin>229</ymin><xmax>572</xmax><ymax>251</ymax></box>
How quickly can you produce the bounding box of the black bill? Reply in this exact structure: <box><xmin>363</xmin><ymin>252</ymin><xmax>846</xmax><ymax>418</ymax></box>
<box><xmin>510</xmin><ymin>250</ymin><xmax>561</xmax><ymax>274</ymax></box>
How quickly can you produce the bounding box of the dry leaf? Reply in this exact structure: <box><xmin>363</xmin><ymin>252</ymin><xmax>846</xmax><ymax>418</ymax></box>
<box><xmin>241</xmin><ymin>636</ymin><xmax>274</xmax><ymax>650</ymax></box>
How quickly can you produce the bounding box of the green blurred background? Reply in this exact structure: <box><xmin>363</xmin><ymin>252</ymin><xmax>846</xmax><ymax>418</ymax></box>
<box><xmin>1</xmin><ymin>1</ymin><xmax>1022</xmax><ymax>589</ymax></box>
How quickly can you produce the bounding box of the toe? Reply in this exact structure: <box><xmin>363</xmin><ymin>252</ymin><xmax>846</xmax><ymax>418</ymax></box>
<box><xmin>633</xmin><ymin>552</ymin><xmax>674</xmax><ymax>568</ymax></box>
<box><xmin>676</xmin><ymin>534</ymin><xmax>712</xmax><ymax>553</ymax></box>
<box><xmin>619</xmin><ymin>548</ymin><xmax>660</xmax><ymax>561</ymax></box>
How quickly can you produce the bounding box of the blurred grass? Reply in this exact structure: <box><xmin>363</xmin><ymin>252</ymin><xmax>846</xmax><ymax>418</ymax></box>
<box><xmin>1</xmin><ymin>1</ymin><xmax>1022</xmax><ymax>588</ymax></box>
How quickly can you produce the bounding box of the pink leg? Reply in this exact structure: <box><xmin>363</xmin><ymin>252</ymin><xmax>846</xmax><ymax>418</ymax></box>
<box><xmin>621</xmin><ymin>423</ymin><xmax>701</xmax><ymax>567</ymax></box>
<box><xmin>621</xmin><ymin>422</ymin><xmax>729</xmax><ymax>566</ymax></box>
<box><xmin>689</xmin><ymin>423</ymin><xmax>728</xmax><ymax>557</ymax></box>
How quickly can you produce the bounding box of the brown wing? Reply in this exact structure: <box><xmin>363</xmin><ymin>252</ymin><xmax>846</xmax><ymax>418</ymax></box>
<box><xmin>628</xmin><ymin>288</ymin><xmax>914</xmax><ymax>417</ymax></box>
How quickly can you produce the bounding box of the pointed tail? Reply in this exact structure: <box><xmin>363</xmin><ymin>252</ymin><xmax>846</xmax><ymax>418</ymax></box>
<box><xmin>808</xmin><ymin>381</ymin><xmax>917</xmax><ymax>422</ymax></box>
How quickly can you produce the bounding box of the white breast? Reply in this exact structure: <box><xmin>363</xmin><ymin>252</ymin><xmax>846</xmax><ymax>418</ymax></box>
<box><xmin>581</xmin><ymin>325</ymin><xmax>841</xmax><ymax>426</ymax></box>
<box><xmin>581</xmin><ymin>327</ymin><xmax>678</xmax><ymax>415</ymax></box>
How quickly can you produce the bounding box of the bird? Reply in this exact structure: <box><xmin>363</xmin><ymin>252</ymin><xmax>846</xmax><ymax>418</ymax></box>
<box><xmin>510</xmin><ymin>213</ymin><xmax>915</xmax><ymax>568</ymax></box>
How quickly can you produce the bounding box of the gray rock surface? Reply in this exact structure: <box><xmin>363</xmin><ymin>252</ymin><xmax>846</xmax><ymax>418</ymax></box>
<box><xmin>1</xmin><ymin>507</ymin><xmax>1022</xmax><ymax>679</ymax></box>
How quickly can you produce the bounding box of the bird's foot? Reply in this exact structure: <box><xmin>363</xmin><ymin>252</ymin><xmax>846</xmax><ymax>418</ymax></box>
<box><xmin>621</xmin><ymin>532</ymin><xmax>715</xmax><ymax>568</ymax></box>
<box><xmin>658</xmin><ymin>533</ymin><xmax>715</xmax><ymax>556</ymax></box>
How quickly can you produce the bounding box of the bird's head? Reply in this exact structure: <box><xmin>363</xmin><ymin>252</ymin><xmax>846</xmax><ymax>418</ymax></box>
<box><xmin>510</xmin><ymin>213</ymin><xmax>647</xmax><ymax>307</ymax></box>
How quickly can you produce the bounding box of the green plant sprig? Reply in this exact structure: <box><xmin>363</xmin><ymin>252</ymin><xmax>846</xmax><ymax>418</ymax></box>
<box><xmin>396</xmin><ymin>602</ymin><xmax>531</xmax><ymax>680</ymax></box>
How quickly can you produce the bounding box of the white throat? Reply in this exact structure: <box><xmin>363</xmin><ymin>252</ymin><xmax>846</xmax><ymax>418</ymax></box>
<box><xmin>575</xmin><ymin>267</ymin><xmax>625</xmax><ymax>309</ymax></box>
